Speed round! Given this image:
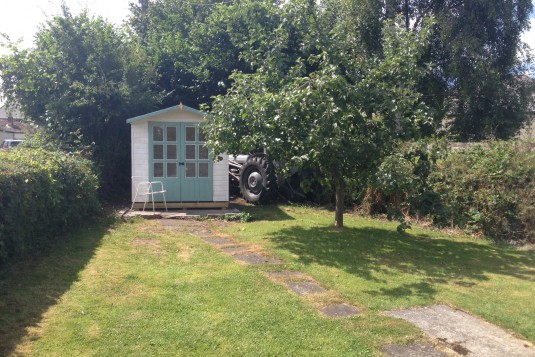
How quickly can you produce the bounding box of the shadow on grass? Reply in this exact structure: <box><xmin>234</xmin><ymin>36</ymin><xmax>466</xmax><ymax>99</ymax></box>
<box><xmin>0</xmin><ymin>217</ymin><xmax>113</xmax><ymax>356</ymax></box>
<box><xmin>267</xmin><ymin>225</ymin><xmax>534</xmax><ymax>300</ymax></box>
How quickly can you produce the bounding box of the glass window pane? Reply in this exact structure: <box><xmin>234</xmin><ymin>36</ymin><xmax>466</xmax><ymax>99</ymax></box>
<box><xmin>199</xmin><ymin>163</ymin><xmax>209</xmax><ymax>177</ymax></box>
<box><xmin>167</xmin><ymin>126</ymin><xmax>177</xmax><ymax>142</ymax></box>
<box><xmin>167</xmin><ymin>145</ymin><xmax>177</xmax><ymax>160</ymax></box>
<box><xmin>153</xmin><ymin>144</ymin><xmax>163</xmax><ymax>160</ymax></box>
<box><xmin>186</xmin><ymin>127</ymin><xmax>196</xmax><ymax>142</ymax></box>
<box><xmin>154</xmin><ymin>163</ymin><xmax>164</xmax><ymax>177</ymax></box>
<box><xmin>153</xmin><ymin>126</ymin><xmax>164</xmax><ymax>141</ymax></box>
<box><xmin>199</xmin><ymin>145</ymin><xmax>209</xmax><ymax>160</ymax></box>
<box><xmin>186</xmin><ymin>144</ymin><xmax>196</xmax><ymax>160</ymax></box>
<box><xmin>186</xmin><ymin>163</ymin><xmax>196</xmax><ymax>177</ymax></box>
<box><xmin>199</xmin><ymin>129</ymin><xmax>207</xmax><ymax>142</ymax></box>
<box><xmin>167</xmin><ymin>163</ymin><xmax>177</xmax><ymax>177</ymax></box>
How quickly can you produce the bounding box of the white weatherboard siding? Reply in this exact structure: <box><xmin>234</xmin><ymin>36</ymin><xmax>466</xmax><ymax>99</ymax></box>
<box><xmin>129</xmin><ymin>106</ymin><xmax>228</xmax><ymax>203</ymax></box>
<box><xmin>131</xmin><ymin>121</ymin><xmax>149</xmax><ymax>201</ymax></box>
<box><xmin>213</xmin><ymin>154</ymin><xmax>229</xmax><ymax>202</ymax></box>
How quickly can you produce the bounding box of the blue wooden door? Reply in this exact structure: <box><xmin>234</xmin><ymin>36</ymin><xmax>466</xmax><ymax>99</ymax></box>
<box><xmin>149</xmin><ymin>122</ymin><xmax>212</xmax><ymax>201</ymax></box>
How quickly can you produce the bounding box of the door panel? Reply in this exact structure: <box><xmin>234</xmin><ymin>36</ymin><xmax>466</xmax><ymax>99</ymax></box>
<box><xmin>149</xmin><ymin>122</ymin><xmax>212</xmax><ymax>202</ymax></box>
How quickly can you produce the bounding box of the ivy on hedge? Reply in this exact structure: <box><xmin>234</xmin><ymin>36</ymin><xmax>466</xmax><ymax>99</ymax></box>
<box><xmin>0</xmin><ymin>148</ymin><xmax>100</xmax><ymax>264</ymax></box>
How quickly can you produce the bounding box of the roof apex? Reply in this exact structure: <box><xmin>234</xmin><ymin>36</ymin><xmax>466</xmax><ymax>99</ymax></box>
<box><xmin>126</xmin><ymin>104</ymin><xmax>205</xmax><ymax>124</ymax></box>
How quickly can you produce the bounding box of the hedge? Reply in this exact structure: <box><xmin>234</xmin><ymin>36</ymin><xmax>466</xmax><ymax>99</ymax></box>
<box><xmin>366</xmin><ymin>140</ymin><xmax>535</xmax><ymax>244</ymax></box>
<box><xmin>0</xmin><ymin>148</ymin><xmax>101</xmax><ymax>264</ymax></box>
<box><xmin>431</xmin><ymin>141</ymin><xmax>535</xmax><ymax>244</ymax></box>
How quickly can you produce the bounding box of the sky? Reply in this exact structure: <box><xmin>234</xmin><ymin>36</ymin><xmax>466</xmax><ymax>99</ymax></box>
<box><xmin>1</xmin><ymin>1</ymin><xmax>535</xmax><ymax>61</ymax></box>
<box><xmin>0</xmin><ymin>0</ymin><xmax>131</xmax><ymax>55</ymax></box>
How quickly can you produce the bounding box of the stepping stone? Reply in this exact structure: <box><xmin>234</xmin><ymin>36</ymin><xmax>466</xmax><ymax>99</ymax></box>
<box><xmin>192</xmin><ymin>230</ymin><xmax>213</xmax><ymax>237</ymax></box>
<box><xmin>159</xmin><ymin>219</ymin><xmax>185</xmax><ymax>226</ymax></box>
<box><xmin>232</xmin><ymin>253</ymin><xmax>281</xmax><ymax>265</ymax></box>
<box><xmin>221</xmin><ymin>246</ymin><xmax>248</xmax><ymax>253</ymax></box>
<box><xmin>268</xmin><ymin>271</ymin><xmax>304</xmax><ymax>278</ymax></box>
<box><xmin>385</xmin><ymin>305</ymin><xmax>535</xmax><ymax>357</ymax></box>
<box><xmin>382</xmin><ymin>343</ymin><xmax>448</xmax><ymax>357</ymax></box>
<box><xmin>286</xmin><ymin>281</ymin><xmax>326</xmax><ymax>295</ymax></box>
<box><xmin>321</xmin><ymin>304</ymin><xmax>361</xmax><ymax>318</ymax></box>
<box><xmin>200</xmin><ymin>237</ymin><xmax>234</xmax><ymax>245</ymax></box>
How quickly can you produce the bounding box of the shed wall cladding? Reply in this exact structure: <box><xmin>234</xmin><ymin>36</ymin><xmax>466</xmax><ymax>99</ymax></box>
<box><xmin>131</xmin><ymin>111</ymin><xmax>228</xmax><ymax>203</ymax></box>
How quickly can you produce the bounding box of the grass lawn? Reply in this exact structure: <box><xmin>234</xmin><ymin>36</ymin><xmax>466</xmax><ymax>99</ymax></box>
<box><xmin>0</xmin><ymin>204</ymin><xmax>533</xmax><ymax>356</ymax></box>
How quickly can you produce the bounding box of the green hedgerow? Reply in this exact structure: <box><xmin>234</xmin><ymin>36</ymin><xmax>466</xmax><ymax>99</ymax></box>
<box><xmin>0</xmin><ymin>148</ymin><xmax>101</xmax><ymax>264</ymax></box>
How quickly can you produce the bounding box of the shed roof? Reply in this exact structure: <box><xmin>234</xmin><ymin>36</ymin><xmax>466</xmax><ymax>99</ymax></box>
<box><xmin>126</xmin><ymin>104</ymin><xmax>205</xmax><ymax>124</ymax></box>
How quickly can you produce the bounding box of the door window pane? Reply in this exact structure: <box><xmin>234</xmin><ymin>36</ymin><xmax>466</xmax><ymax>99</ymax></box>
<box><xmin>199</xmin><ymin>163</ymin><xmax>209</xmax><ymax>177</ymax></box>
<box><xmin>186</xmin><ymin>145</ymin><xmax>196</xmax><ymax>160</ymax></box>
<box><xmin>153</xmin><ymin>144</ymin><xmax>163</xmax><ymax>159</ymax></box>
<box><xmin>167</xmin><ymin>126</ymin><xmax>177</xmax><ymax>142</ymax></box>
<box><xmin>154</xmin><ymin>163</ymin><xmax>164</xmax><ymax>177</ymax></box>
<box><xmin>167</xmin><ymin>145</ymin><xmax>177</xmax><ymax>160</ymax></box>
<box><xmin>186</xmin><ymin>127</ymin><xmax>196</xmax><ymax>142</ymax></box>
<box><xmin>199</xmin><ymin>129</ymin><xmax>207</xmax><ymax>142</ymax></box>
<box><xmin>167</xmin><ymin>163</ymin><xmax>177</xmax><ymax>177</ymax></box>
<box><xmin>153</xmin><ymin>126</ymin><xmax>164</xmax><ymax>141</ymax></box>
<box><xmin>199</xmin><ymin>145</ymin><xmax>209</xmax><ymax>160</ymax></box>
<box><xmin>186</xmin><ymin>163</ymin><xmax>196</xmax><ymax>177</ymax></box>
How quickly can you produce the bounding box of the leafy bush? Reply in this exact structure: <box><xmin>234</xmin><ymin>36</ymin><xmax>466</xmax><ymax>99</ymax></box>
<box><xmin>364</xmin><ymin>139</ymin><xmax>534</xmax><ymax>244</ymax></box>
<box><xmin>0</xmin><ymin>148</ymin><xmax>101</xmax><ymax>264</ymax></box>
<box><xmin>363</xmin><ymin>139</ymin><xmax>447</xmax><ymax>222</ymax></box>
<box><xmin>431</xmin><ymin>141</ymin><xmax>535</xmax><ymax>244</ymax></box>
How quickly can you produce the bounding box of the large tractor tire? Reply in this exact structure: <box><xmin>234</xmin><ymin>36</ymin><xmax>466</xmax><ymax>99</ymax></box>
<box><xmin>239</xmin><ymin>155</ymin><xmax>277</xmax><ymax>203</ymax></box>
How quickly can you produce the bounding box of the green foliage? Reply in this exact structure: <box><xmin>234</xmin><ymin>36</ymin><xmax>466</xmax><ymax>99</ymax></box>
<box><xmin>368</xmin><ymin>139</ymin><xmax>535</xmax><ymax>243</ymax></box>
<box><xmin>222</xmin><ymin>212</ymin><xmax>254</xmax><ymax>223</ymax></box>
<box><xmin>431</xmin><ymin>141</ymin><xmax>535</xmax><ymax>244</ymax></box>
<box><xmin>207</xmin><ymin>5</ymin><xmax>435</xmax><ymax>227</ymax></box>
<box><xmin>0</xmin><ymin>7</ymin><xmax>161</xmax><ymax>197</ymax></box>
<box><xmin>0</xmin><ymin>148</ymin><xmax>101</xmax><ymax>264</ymax></box>
<box><xmin>129</xmin><ymin>0</ymin><xmax>282</xmax><ymax>108</ymax></box>
<box><xmin>357</xmin><ymin>0</ymin><xmax>534</xmax><ymax>140</ymax></box>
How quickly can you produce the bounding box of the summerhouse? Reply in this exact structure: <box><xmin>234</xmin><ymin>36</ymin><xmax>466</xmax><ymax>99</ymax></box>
<box><xmin>127</xmin><ymin>104</ymin><xmax>229</xmax><ymax>209</ymax></box>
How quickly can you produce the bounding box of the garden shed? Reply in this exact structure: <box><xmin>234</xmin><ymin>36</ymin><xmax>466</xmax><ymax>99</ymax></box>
<box><xmin>127</xmin><ymin>103</ymin><xmax>229</xmax><ymax>209</ymax></box>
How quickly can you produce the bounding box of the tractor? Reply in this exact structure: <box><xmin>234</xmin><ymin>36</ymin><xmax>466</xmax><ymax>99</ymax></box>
<box><xmin>228</xmin><ymin>153</ymin><xmax>304</xmax><ymax>203</ymax></box>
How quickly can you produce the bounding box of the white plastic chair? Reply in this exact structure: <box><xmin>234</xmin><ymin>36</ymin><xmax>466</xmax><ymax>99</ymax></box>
<box><xmin>130</xmin><ymin>179</ymin><xmax>168</xmax><ymax>213</ymax></box>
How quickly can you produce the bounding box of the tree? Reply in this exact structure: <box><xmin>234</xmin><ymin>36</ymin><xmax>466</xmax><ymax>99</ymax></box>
<box><xmin>207</xmin><ymin>0</ymin><xmax>434</xmax><ymax>228</ymax></box>
<box><xmin>370</xmin><ymin>0</ymin><xmax>534</xmax><ymax>140</ymax></box>
<box><xmin>128</xmin><ymin>0</ymin><xmax>284</xmax><ymax>109</ymax></box>
<box><xmin>0</xmin><ymin>7</ymin><xmax>161</xmax><ymax>196</ymax></box>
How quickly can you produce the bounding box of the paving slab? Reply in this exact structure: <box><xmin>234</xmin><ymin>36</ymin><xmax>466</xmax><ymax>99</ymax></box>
<box><xmin>321</xmin><ymin>304</ymin><xmax>361</xmax><ymax>318</ymax></box>
<box><xmin>382</xmin><ymin>343</ymin><xmax>449</xmax><ymax>357</ymax></box>
<box><xmin>159</xmin><ymin>219</ymin><xmax>187</xmax><ymax>226</ymax></box>
<box><xmin>221</xmin><ymin>246</ymin><xmax>249</xmax><ymax>254</ymax></box>
<box><xmin>385</xmin><ymin>304</ymin><xmax>535</xmax><ymax>357</ymax></box>
<box><xmin>232</xmin><ymin>253</ymin><xmax>282</xmax><ymax>265</ymax></box>
<box><xmin>267</xmin><ymin>271</ymin><xmax>305</xmax><ymax>278</ymax></box>
<box><xmin>286</xmin><ymin>281</ymin><xmax>326</xmax><ymax>295</ymax></box>
<box><xmin>200</xmin><ymin>237</ymin><xmax>234</xmax><ymax>245</ymax></box>
<box><xmin>192</xmin><ymin>230</ymin><xmax>213</xmax><ymax>237</ymax></box>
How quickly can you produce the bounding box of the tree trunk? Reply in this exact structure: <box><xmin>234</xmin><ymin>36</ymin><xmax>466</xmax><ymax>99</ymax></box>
<box><xmin>334</xmin><ymin>175</ymin><xmax>346</xmax><ymax>229</ymax></box>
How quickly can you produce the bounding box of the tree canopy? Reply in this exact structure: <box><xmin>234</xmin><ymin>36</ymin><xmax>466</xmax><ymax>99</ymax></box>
<box><xmin>207</xmin><ymin>0</ymin><xmax>435</xmax><ymax>227</ymax></box>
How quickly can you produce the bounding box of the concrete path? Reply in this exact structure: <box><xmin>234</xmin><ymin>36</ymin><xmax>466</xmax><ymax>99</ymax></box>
<box><xmin>385</xmin><ymin>305</ymin><xmax>535</xmax><ymax>357</ymax></box>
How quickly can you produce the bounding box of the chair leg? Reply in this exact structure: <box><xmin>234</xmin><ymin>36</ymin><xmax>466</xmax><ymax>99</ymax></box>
<box><xmin>162</xmin><ymin>191</ymin><xmax>168</xmax><ymax>212</ymax></box>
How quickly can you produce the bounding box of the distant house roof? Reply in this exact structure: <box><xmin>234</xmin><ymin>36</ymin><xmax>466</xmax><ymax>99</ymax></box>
<box><xmin>0</xmin><ymin>105</ymin><xmax>32</xmax><ymax>134</ymax></box>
